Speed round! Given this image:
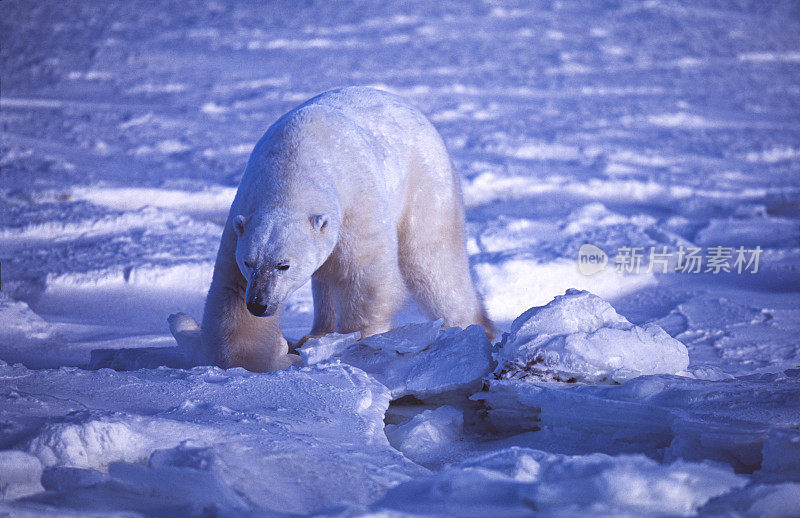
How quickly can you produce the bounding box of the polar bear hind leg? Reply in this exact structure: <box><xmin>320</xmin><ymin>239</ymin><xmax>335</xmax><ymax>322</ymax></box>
<box><xmin>398</xmin><ymin>174</ymin><xmax>496</xmax><ymax>340</ymax></box>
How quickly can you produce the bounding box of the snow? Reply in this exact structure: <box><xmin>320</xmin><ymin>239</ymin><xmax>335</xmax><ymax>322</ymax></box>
<box><xmin>474</xmin><ymin>257</ymin><xmax>658</xmax><ymax>321</ymax></box>
<box><xmin>0</xmin><ymin>361</ymin><xmax>425</xmax><ymax>514</ymax></box>
<box><xmin>701</xmin><ymin>483</ymin><xmax>800</xmax><ymax>517</ymax></box>
<box><xmin>373</xmin><ymin>447</ymin><xmax>747</xmax><ymax>517</ymax></box>
<box><xmin>0</xmin><ymin>451</ymin><xmax>44</xmax><ymax>501</ymax></box>
<box><xmin>0</xmin><ymin>295</ymin><xmax>51</xmax><ymax>341</ymax></box>
<box><xmin>2</xmin><ymin>0</ymin><xmax>800</xmax><ymax>515</ymax></box>
<box><xmin>493</xmin><ymin>289</ymin><xmax>690</xmax><ymax>383</ymax></box>
<box><xmin>761</xmin><ymin>430</ymin><xmax>800</xmax><ymax>477</ymax></box>
<box><xmin>473</xmin><ymin>370</ymin><xmax>800</xmax><ymax>473</ymax></box>
<box><xmin>385</xmin><ymin>405</ymin><xmax>465</xmax><ymax>466</ymax></box>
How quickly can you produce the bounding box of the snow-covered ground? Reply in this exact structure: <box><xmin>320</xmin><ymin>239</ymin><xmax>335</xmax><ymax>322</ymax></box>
<box><xmin>2</xmin><ymin>0</ymin><xmax>799</xmax><ymax>515</ymax></box>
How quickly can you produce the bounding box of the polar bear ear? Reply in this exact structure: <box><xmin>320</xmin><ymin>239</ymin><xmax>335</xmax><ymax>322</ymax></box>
<box><xmin>233</xmin><ymin>215</ymin><xmax>248</xmax><ymax>236</ymax></box>
<box><xmin>310</xmin><ymin>214</ymin><xmax>329</xmax><ymax>232</ymax></box>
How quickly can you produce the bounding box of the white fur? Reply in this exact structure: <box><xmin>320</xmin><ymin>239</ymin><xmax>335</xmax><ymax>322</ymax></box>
<box><xmin>197</xmin><ymin>87</ymin><xmax>494</xmax><ymax>372</ymax></box>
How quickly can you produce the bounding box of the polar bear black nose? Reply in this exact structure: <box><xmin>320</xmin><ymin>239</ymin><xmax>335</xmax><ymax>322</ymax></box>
<box><xmin>247</xmin><ymin>301</ymin><xmax>267</xmax><ymax>316</ymax></box>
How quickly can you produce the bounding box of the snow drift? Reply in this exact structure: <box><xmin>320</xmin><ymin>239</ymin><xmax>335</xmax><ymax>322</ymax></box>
<box><xmin>493</xmin><ymin>289</ymin><xmax>690</xmax><ymax>384</ymax></box>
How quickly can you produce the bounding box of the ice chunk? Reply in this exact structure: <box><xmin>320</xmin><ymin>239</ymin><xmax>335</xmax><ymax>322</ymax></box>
<box><xmin>373</xmin><ymin>447</ymin><xmax>746</xmax><ymax>516</ymax></box>
<box><xmin>0</xmin><ymin>294</ymin><xmax>51</xmax><ymax>340</ymax></box>
<box><xmin>700</xmin><ymin>483</ymin><xmax>800</xmax><ymax>517</ymax></box>
<box><xmin>297</xmin><ymin>331</ymin><xmax>360</xmax><ymax>365</ymax></box>
<box><xmin>759</xmin><ymin>430</ymin><xmax>800</xmax><ymax>477</ymax></box>
<box><xmin>40</xmin><ymin>467</ymin><xmax>109</xmax><ymax>491</ymax></box>
<box><xmin>494</xmin><ymin>289</ymin><xmax>689</xmax><ymax>383</ymax></box>
<box><xmin>0</xmin><ymin>451</ymin><xmax>44</xmax><ymax>501</ymax></box>
<box><xmin>385</xmin><ymin>406</ymin><xmax>464</xmax><ymax>465</ymax></box>
<box><xmin>106</xmin><ymin>461</ymin><xmax>248</xmax><ymax>512</ymax></box>
<box><xmin>360</xmin><ymin>319</ymin><xmax>445</xmax><ymax>354</ymax></box>
<box><xmin>300</xmin><ymin>322</ymin><xmax>493</xmax><ymax>400</ymax></box>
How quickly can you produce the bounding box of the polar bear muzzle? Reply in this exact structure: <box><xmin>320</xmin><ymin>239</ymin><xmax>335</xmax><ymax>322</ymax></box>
<box><xmin>246</xmin><ymin>299</ymin><xmax>275</xmax><ymax>317</ymax></box>
<box><xmin>246</xmin><ymin>290</ymin><xmax>280</xmax><ymax>317</ymax></box>
<box><xmin>245</xmin><ymin>274</ymin><xmax>281</xmax><ymax>316</ymax></box>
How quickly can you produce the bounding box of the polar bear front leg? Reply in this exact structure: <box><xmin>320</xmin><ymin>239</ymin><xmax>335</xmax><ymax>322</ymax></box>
<box><xmin>334</xmin><ymin>253</ymin><xmax>406</xmax><ymax>338</ymax></box>
<box><xmin>201</xmin><ymin>256</ymin><xmax>293</xmax><ymax>372</ymax></box>
<box><xmin>296</xmin><ymin>276</ymin><xmax>337</xmax><ymax>347</ymax></box>
<box><xmin>310</xmin><ymin>276</ymin><xmax>336</xmax><ymax>334</ymax></box>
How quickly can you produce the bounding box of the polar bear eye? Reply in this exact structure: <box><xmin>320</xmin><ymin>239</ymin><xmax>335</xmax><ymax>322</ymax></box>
<box><xmin>276</xmin><ymin>263</ymin><xmax>290</xmax><ymax>271</ymax></box>
<box><xmin>244</xmin><ymin>261</ymin><xmax>253</xmax><ymax>269</ymax></box>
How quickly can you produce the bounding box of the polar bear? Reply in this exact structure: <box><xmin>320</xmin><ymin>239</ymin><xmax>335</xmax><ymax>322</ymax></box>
<box><xmin>171</xmin><ymin>87</ymin><xmax>494</xmax><ymax>372</ymax></box>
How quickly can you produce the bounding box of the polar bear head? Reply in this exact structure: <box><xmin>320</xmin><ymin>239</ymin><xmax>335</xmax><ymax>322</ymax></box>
<box><xmin>233</xmin><ymin>208</ymin><xmax>340</xmax><ymax>317</ymax></box>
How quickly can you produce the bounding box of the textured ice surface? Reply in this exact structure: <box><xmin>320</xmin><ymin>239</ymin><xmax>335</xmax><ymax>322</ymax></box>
<box><xmin>700</xmin><ymin>482</ymin><xmax>800</xmax><ymax>517</ymax></box>
<box><xmin>473</xmin><ymin>370</ymin><xmax>800</xmax><ymax>474</ymax></box>
<box><xmin>300</xmin><ymin>321</ymin><xmax>494</xmax><ymax>400</ymax></box>
<box><xmin>385</xmin><ymin>405</ymin><xmax>464</xmax><ymax>466</ymax></box>
<box><xmin>0</xmin><ymin>451</ymin><xmax>44</xmax><ymax>501</ymax></box>
<box><xmin>494</xmin><ymin>289</ymin><xmax>690</xmax><ymax>383</ymax></box>
<box><xmin>0</xmin><ymin>361</ymin><xmax>425</xmax><ymax>515</ymax></box>
<box><xmin>296</xmin><ymin>331</ymin><xmax>360</xmax><ymax>365</ymax></box>
<box><xmin>373</xmin><ymin>447</ymin><xmax>747</xmax><ymax>517</ymax></box>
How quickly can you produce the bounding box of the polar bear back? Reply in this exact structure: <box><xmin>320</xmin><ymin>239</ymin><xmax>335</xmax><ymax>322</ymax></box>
<box><xmin>295</xmin><ymin>87</ymin><xmax>457</xmax><ymax>224</ymax></box>
<box><xmin>235</xmin><ymin>87</ymin><xmax>458</xmax><ymax>233</ymax></box>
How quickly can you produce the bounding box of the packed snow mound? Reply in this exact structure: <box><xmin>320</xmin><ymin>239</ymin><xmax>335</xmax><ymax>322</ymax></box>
<box><xmin>298</xmin><ymin>320</ymin><xmax>493</xmax><ymax>400</ymax></box>
<box><xmin>385</xmin><ymin>405</ymin><xmax>464</xmax><ymax>465</ymax></box>
<box><xmin>0</xmin><ymin>361</ymin><xmax>425</xmax><ymax>515</ymax></box>
<box><xmin>0</xmin><ymin>294</ymin><xmax>51</xmax><ymax>340</ymax></box>
<box><xmin>24</xmin><ymin>415</ymin><xmax>212</xmax><ymax>469</ymax></box>
<box><xmin>0</xmin><ymin>451</ymin><xmax>44</xmax><ymax>501</ymax></box>
<box><xmin>373</xmin><ymin>447</ymin><xmax>746</xmax><ymax>517</ymax></box>
<box><xmin>494</xmin><ymin>289</ymin><xmax>690</xmax><ymax>383</ymax></box>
